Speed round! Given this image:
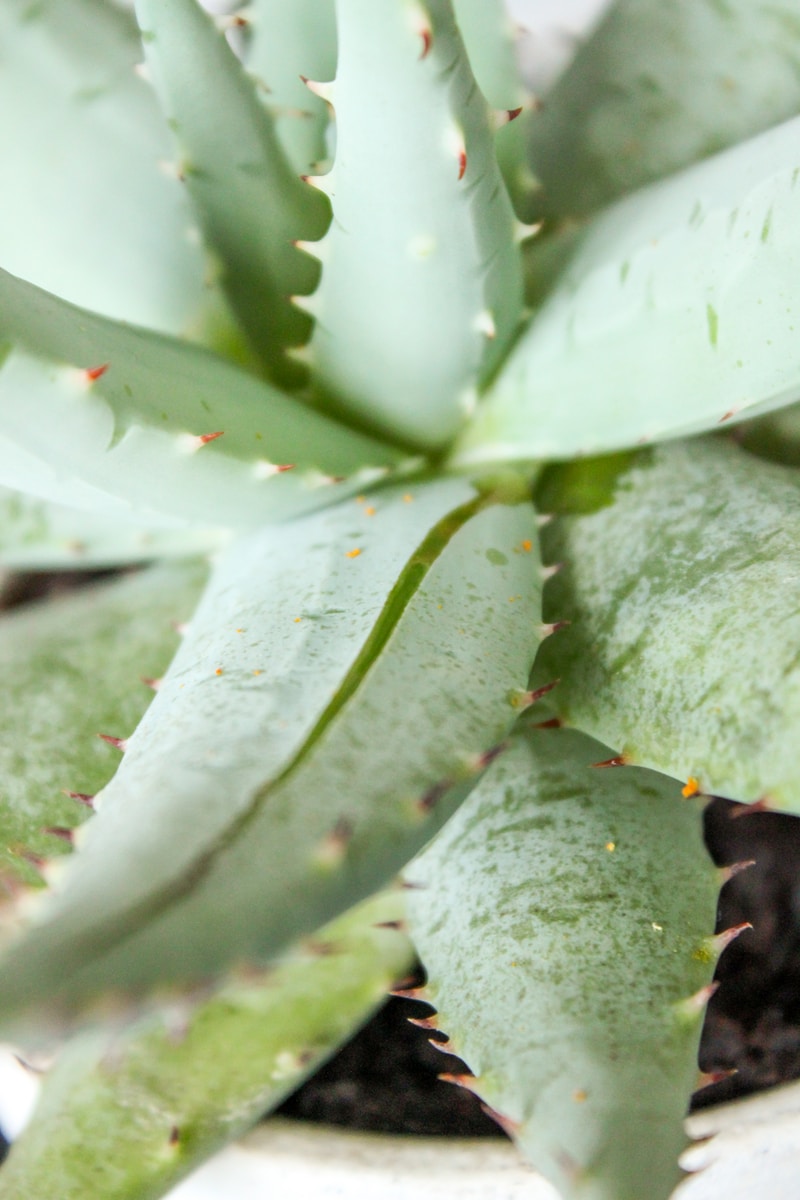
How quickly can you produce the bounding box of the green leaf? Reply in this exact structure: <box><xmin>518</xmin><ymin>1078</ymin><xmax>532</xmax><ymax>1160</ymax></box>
<box><xmin>452</xmin><ymin>0</ymin><xmax>539</xmax><ymax>220</ymax></box>
<box><xmin>0</xmin><ymin>889</ymin><xmax>413</xmax><ymax>1200</ymax></box>
<box><xmin>736</xmin><ymin>400</ymin><xmax>800</xmax><ymax>466</ymax></box>
<box><xmin>241</xmin><ymin>0</ymin><xmax>337</xmax><ymax>177</ymax></box>
<box><xmin>0</xmin><ymin>486</ymin><xmax>228</xmax><ymax>569</ymax></box>
<box><xmin>0</xmin><ymin>268</ymin><xmax>402</xmax><ymax>529</ymax></box>
<box><xmin>528</xmin><ymin>0</ymin><xmax>800</xmax><ymax>220</ymax></box>
<box><xmin>536</xmin><ymin>437</ymin><xmax>800</xmax><ymax>811</ymax></box>
<box><xmin>0</xmin><ymin>561</ymin><xmax>207</xmax><ymax>893</ymax></box>
<box><xmin>134</xmin><ymin>0</ymin><xmax>331</xmax><ymax>385</ymax></box>
<box><xmin>0</xmin><ymin>0</ymin><xmax>228</xmax><ymax>341</ymax></box>
<box><xmin>0</xmin><ymin>477</ymin><xmax>543</xmax><ymax>1020</ymax></box>
<box><xmin>407</xmin><ymin>722</ymin><xmax>720</xmax><ymax>1200</ymax></box>
<box><xmin>455</xmin><ymin>115</ymin><xmax>800</xmax><ymax>464</ymax></box>
<box><xmin>307</xmin><ymin>0</ymin><xmax>524</xmax><ymax>451</ymax></box>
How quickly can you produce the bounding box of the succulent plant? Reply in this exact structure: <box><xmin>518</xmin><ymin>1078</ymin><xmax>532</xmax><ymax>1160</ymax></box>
<box><xmin>1</xmin><ymin>0</ymin><xmax>800</xmax><ymax>1197</ymax></box>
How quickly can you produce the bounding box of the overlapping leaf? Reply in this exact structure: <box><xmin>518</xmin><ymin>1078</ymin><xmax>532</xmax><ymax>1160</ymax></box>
<box><xmin>456</xmin><ymin>116</ymin><xmax>800</xmax><ymax>463</ymax></box>
<box><xmin>536</xmin><ymin>438</ymin><xmax>800</xmax><ymax>810</ymax></box>
<box><xmin>0</xmin><ymin>477</ymin><xmax>542</xmax><ymax>1020</ymax></box>
<box><xmin>407</xmin><ymin>722</ymin><xmax>720</xmax><ymax>1200</ymax></box>
<box><xmin>528</xmin><ymin>0</ymin><xmax>800</xmax><ymax>219</ymax></box>
<box><xmin>308</xmin><ymin>0</ymin><xmax>523</xmax><ymax>450</ymax></box>
<box><xmin>0</xmin><ymin>890</ymin><xmax>412</xmax><ymax>1200</ymax></box>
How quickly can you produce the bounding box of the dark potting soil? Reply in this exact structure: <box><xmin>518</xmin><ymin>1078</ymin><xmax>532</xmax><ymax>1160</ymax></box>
<box><xmin>278</xmin><ymin>796</ymin><xmax>800</xmax><ymax>1135</ymax></box>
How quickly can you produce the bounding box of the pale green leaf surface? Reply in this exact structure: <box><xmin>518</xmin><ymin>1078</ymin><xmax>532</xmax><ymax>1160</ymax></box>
<box><xmin>407</xmin><ymin>723</ymin><xmax>719</xmax><ymax>1200</ymax></box>
<box><xmin>0</xmin><ymin>561</ymin><xmax>207</xmax><ymax>892</ymax></box>
<box><xmin>241</xmin><ymin>0</ymin><xmax>337</xmax><ymax>177</ymax></box>
<box><xmin>529</xmin><ymin>0</ymin><xmax>800</xmax><ymax>220</ymax></box>
<box><xmin>308</xmin><ymin>0</ymin><xmax>524</xmax><ymax>450</ymax></box>
<box><xmin>452</xmin><ymin>0</ymin><xmax>539</xmax><ymax>220</ymax></box>
<box><xmin>456</xmin><ymin>116</ymin><xmax>800</xmax><ymax>463</ymax></box>
<box><xmin>0</xmin><ymin>0</ymin><xmax>223</xmax><ymax>339</ymax></box>
<box><xmin>0</xmin><ymin>890</ymin><xmax>412</xmax><ymax>1200</ymax></box>
<box><xmin>0</xmin><ymin>486</ymin><xmax>228</xmax><ymax>568</ymax></box>
<box><xmin>0</xmin><ymin>479</ymin><xmax>542</xmax><ymax>1017</ymax></box>
<box><xmin>135</xmin><ymin>0</ymin><xmax>331</xmax><ymax>384</ymax></box>
<box><xmin>536</xmin><ymin>438</ymin><xmax>800</xmax><ymax>810</ymax></box>
<box><xmin>0</xmin><ymin>269</ymin><xmax>402</xmax><ymax>529</ymax></box>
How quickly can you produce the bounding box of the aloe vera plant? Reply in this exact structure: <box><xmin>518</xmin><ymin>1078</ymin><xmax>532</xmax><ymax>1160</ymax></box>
<box><xmin>1</xmin><ymin>0</ymin><xmax>800</xmax><ymax>1197</ymax></box>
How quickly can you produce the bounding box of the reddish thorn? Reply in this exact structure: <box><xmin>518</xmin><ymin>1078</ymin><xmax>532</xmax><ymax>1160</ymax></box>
<box><xmin>457</xmin><ymin>150</ymin><xmax>467</xmax><ymax>181</ymax></box>
<box><xmin>141</xmin><ymin>677</ymin><xmax>162</xmax><ymax>692</ymax></box>
<box><xmin>418</xmin><ymin>779</ymin><xmax>451</xmax><ymax>813</ymax></box>
<box><xmin>63</xmin><ymin>790</ymin><xmax>95</xmax><ymax>809</ymax></box>
<box><xmin>729</xmin><ymin>797</ymin><xmax>771</xmax><ymax>818</ymax></box>
<box><xmin>428</xmin><ymin>1037</ymin><xmax>454</xmax><ymax>1055</ymax></box>
<box><xmin>14</xmin><ymin>847</ymin><xmax>47</xmax><ymax>872</ymax></box>
<box><xmin>712</xmin><ymin>922</ymin><xmax>753</xmax><ymax>954</ymax></box>
<box><xmin>399</xmin><ymin>878</ymin><xmax>428</xmax><ymax>890</ymax></box>
<box><xmin>718</xmin><ymin>410</ymin><xmax>737</xmax><ymax>424</ymax></box>
<box><xmin>591</xmin><ymin>755</ymin><xmax>628</xmax><ymax>768</ymax></box>
<box><xmin>720</xmin><ymin>859</ymin><xmax>756</xmax><ymax>883</ymax></box>
<box><xmin>679</xmin><ymin>981</ymin><xmax>720</xmax><ymax>1016</ymax></box>
<box><xmin>373</xmin><ymin>919</ymin><xmax>408</xmax><ymax>932</ymax></box>
<box><xmin>276</xmin><ymin>463</ymin><xmax>295</xmax><ymax>473</ymax></box>
<box><xmin>695</xmin><ymin>1067</ymin><xmax>738</xmax><ymax>1091</ymax></box>
<box><xmin>98</xmin><ymin>733</ymin><xmax>129</xmax><ymax>752</ymax></box>
<box><xmin>198</xmin><ymin>431</ymin><xmax>224</xmax><ymax>445</ymax></box>
<box><xmin>419</xmin><ymin>28</ymin><xmax>432</xmax><ymax>59</ymax></box>
<box><xmin>408</xmin><ymin>1015</ymin><xmax>439</xmax><ymax>1031</ymax></box>
<box><xmin>43</xmin><ymin>826</ymin><xmax>75</xmax><ymax>845</ymax></box>
<box><xmin>389</xmin><ymin>987</ymin><xmax>428</xmax><ymax>1001</ymax></box>
<box><xmin>506</xmin><ymin>106</ymin><xmax>523</xmax><ymax>123</ymax></box>
<box><xmin>513</xmin><ymin>680</ymin><xmax>560</xmax><ymax>709</ymax></box>
<box><xmin>542</xmin><ymin>619</ymin><xmax>571</xmax><ymax>637</ymax></box>
<box><xmin>169</xmin><ymin>1126</ymin><xmax>180</xmax><ymax>1147</ymax></box>
<box><xmin>531</xmin><ymin>716</ymin><xmax>562</xmax><ymax>729</ymax></box>
<box><xmin>476</xmin><ymin>742</ymin><xmax>507</xmax><ymax>770</ymax></box>
<box><xmin>481</xmin><ymin>1103</ymin><xmax>521</xmax><ymax>1138</ymax></box>
<box><xmin>84</xmin><ymin>364</ymin><xmax>109</xmax><ymax>382</ymax></box>
<box><xmin>438</xmin><ymin>1072</ymin><xmax>479</xmax><ymax>1094</ymax></box>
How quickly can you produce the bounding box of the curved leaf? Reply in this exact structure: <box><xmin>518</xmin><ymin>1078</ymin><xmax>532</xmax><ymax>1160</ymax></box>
<box><xmin>456</xmin><ymin>116</ymin><xmax>800</xmax><ymax>464</ymax></box>
<box><xmin>308</xmin><ymin>0</ymin><xmax>523</xmax><ymax>451</ymax></box>
<box><xmin>0</xmin><ymin>0</ymin><xmax>223</xmax><ymax>340</ymax></box>
<box><xmin>135</xmin><ymin>0</ymin><xmax>331</xmax><ymax>384</ymax></box>
<box><xmin>0</xmin><ymin>477</ymin><xmax>543</xmax><ymax>1019</ymax></box>
<box><xmin>241</xmin><ymin>0</ymin><xmax>337</xmax><ymax>177</ymax></box>
<box><xmin>407</xmin><ymin>723</ymin><xmax>720</xmax><ymax>1200</ymax></box>
<box><xmin>0</xmin><ymin>561</ymin><xmax>207</xmax><ymax>894</ymax></box>
<box><xmin>536</xmin><ymin>438</ymin><xmax>800</xmax><ymax>811</ymax></box>
<box><xmin>529</xmin><ymin>0</ymin><xmax>800</xmax><ymax>219</ymax></box>
<box><xmin>0</xmin><ymin>889</ymin><xmax>412</xmax><ymax>1200</ymax></box>
<box><xmin>0</xmin><ymin>269</ymin><xmax>402</xmax><ymax>530</ymax></box>
<box><xmin>0</xmin><ymin>486</ymin><xmax>228</xmax><ymax>569</ymax></box>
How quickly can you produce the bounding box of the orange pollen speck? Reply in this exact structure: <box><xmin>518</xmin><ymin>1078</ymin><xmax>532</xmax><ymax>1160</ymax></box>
<box><xmin>294</xmin><ymin>617</ymin><xmax>302</xmax><ymax>623</ymax></box>
<box><xmin>521</xmin><ymin>539</ymin><xmax>532</xmax><ymax>552</ymax></box>
<box><xmin>403</xmin><ymin>493</ymin><xmax>414</xmax><ymax>503</ymax></box>
<box><xmin>573</xmin><ymin>1089</ymin><xmax>588</xmax><ymax>1103</ymax></box>
<box><xmin>364</xmin><ymin>506</ymin><xmax>376</xmax><ymax>517</ymax></box>
<box><xmin>346</xmin><ymin>548</ymin><xmax>362</xmax><ymax>559</ymax></box>
<box><xmin>682</xmin><ymin>777</ymin><xmax>701</xmax><ymax>798</ymax></box>
<box><xmin>215</xmin><ymin>667</ymin><xmax>224</xmax><ymax>676</ymax></box>
<box><xmin>605</xmin><ymin>841</ymin><xmax>616</xmax><ymax>852</ymax></box>
<box><xmin>253</xmin><ymin>669</ymin><xmax>262</xmax><ymax>676</ymax></box>
<box><xmin>356</xmin><ymin>495</ymin><xmax>366</xmax><ymax>504</ymax></box>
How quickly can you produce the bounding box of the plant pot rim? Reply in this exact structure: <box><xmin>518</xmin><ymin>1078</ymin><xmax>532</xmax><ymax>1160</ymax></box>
<box><xmin>163</xmin><ymin>1080</ymin><xmax>800</xmax><ymax>1200</ymax></box>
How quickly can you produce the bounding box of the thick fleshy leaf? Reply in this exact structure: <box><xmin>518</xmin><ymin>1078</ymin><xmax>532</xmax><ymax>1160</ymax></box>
<box><xmin>456</xmin><ymin>116</ymin><xmax>800</xmax><ymax>464</ymax></box>
<box><xmin>135</xmin><ymin>0</ymin><xmax>331</xmax><ymax>384</ymax></box>
<box><xmin>0</xmin><ymin>561</ymin><xmax>207</xmax><ymax>893</ymax></box>
<box><xmin>0</xmin><ymin>486</ymin><xmax>228</xmax><ymax>569</ymax></box>
<box><xmin>528</xmin><ymin>0</ymin><xmax>800</xmax><ymax>220</ymax></box>
<box><xmin>0</xmin><ymin>889</ymin><xmax>412</xmax><ymax>1200</ymax></box>
<box><xmin>0</xmin><ymin>0</ymin><xmax>225</xmax><ymax>340</ymax></box>
<box><xmin>241</xmin><ymin>0</ymin><xmax>337</xmax><ymax>177</ymax></box>
<box><xmin>307</xmin><ymin>0</ymin><xmax>524</xmax><ymax>450</ymax></box>
<box><xmin>452</xmin><ymin>0</ymin><xmax>539</xmax><ymax>220</ymax></box>
<box><xmin>407</xmin><ymin>722</ymin><xmax>720</xmax><ymax>1200</ymax></box>
<box><xmin>736</xmin><ymin>401</ymin><xmax>800</xmax><ymax>466</ymax></box>
<box><xmin>0</xmin><ymin>269</ymin><xmax>402</xmax><ymax>529</ymax></box>
<box><xmin>0</xmin><ymin>477</ymin><xmax>543</xmax><ymax>1019</ymax></box>
<box><xmin>535</xmin><ymin>437</ymin><xmax>800</xmax><ymax>811</ymax></box>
